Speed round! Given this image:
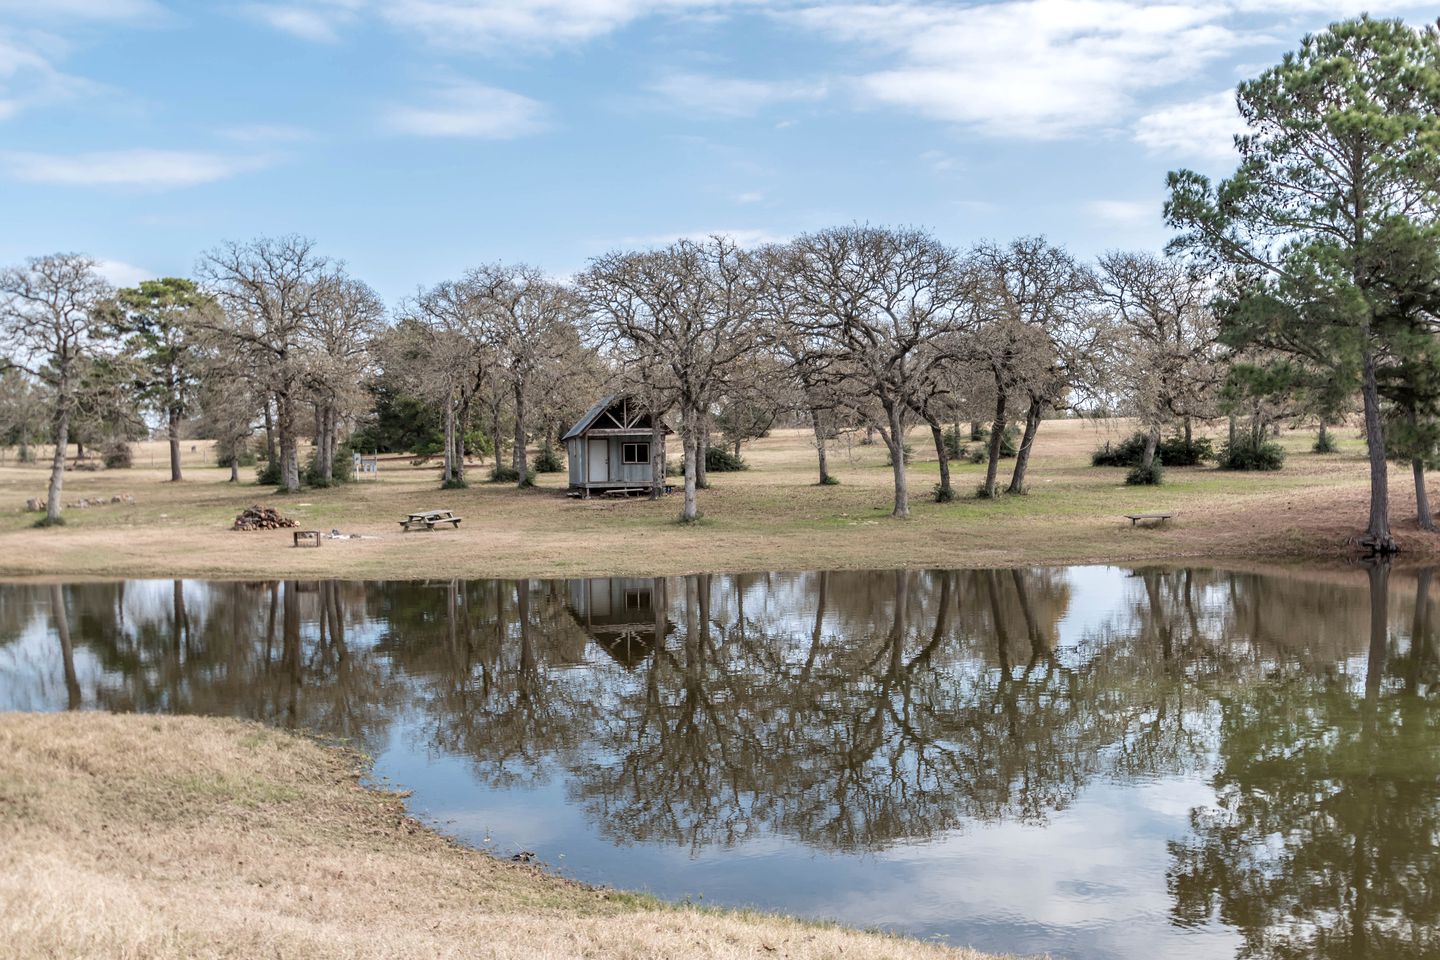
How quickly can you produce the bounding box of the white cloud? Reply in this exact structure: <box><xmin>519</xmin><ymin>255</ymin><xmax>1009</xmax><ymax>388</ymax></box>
<box><xmin>384</xmin><ymin>81</ymin><xmax>547</xmax><ymax>138</ymax></box>
<box><xmin>1133</xmin><ymin>89</ymin><xmax>1243</xmax><ymax>160</ymax></box>
<box><xmin>0</xmin><ymin>30</ymin><xmax>98</xmax><ymax>120</ymax></box>
<box><xmin>0</xmin><ymin>0</ymin><xmax>165</xmax><ymax>20</ymax></box>
<box><xmin>1084</xmin><ymin>199</ymin><xmax>1158</xmax><ymax>226</ymax></box>
<box><xmin>786</xmin><ymin>0</ymin><xmax>1256</xmax><ymax>139</ymax></box>
<box><xmin>216</xmin><ymin>123</ymin><xmax>314</xmax><ymax>143</ymax></box>
<box><xmin>2</xmin><ymin>149</ymin><xmax>267</xmax><ymax>188</ymax></box>
<box><xmin>650</xmin><ymin>71</ymin><xmax>827</xmax><ymax>117</ymax></box>
<box><xmin>919</xmin><ymin>149</ymin><xmax>961</xmax><ymax>173</ymax></box>
<box><xmin>734</xmin><ymin>190</ymin><xmax>765</xmax><ymax>204</ymax></box>
<box><xmin>94</xmin><ymin>258</ymin><xmax>153</xmax><ymax>288</ymax></box>
<box><xmin>378</xmin><ymin>0</ymin><xmax>760</xmax><ymax>51</ymax></box>
<box><xmin>244</xmin><ymin>3</ymin><xmax>354</xmax><ymax>42</ymax></box>
<box><xmin>251</xmin><ymin>0</ymin><xmax>771</xmax><ymax>49</ymax></box>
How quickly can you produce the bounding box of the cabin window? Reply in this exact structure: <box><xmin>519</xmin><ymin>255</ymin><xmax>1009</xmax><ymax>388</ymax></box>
<box><xmin>621</xmin><ymin>442</ymin><xmax>650</xmax><ymax>465</ymax></box>
<box><xmin>624</xmin><ymin>588</ymin><xmax>651</xmax><ymax>611</ymax></box>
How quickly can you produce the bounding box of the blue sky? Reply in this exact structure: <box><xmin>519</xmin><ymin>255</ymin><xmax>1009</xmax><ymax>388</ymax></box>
<box><xmin>0</xmin><ymin>0</ymin><xmax>1431</xmax><ymax>304</ymax></box>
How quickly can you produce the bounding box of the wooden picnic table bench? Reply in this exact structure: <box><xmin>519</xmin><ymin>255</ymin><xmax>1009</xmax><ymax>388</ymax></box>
<box><xmin>399</xmin><ymin>509</ymin><xmax>463</xmax><ymax>531</ymax></box>
<box><xmin>293</xmin><ymin>529</ymin><xmax>321</xmax><ymax>547</ymax></box>
<box><xmin>1124</xmin><ymin>512</ymin><xmax>1173</xmax><ymax>527</ymax></box>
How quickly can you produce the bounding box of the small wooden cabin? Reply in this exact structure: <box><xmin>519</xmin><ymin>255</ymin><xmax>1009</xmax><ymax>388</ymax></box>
<box><xmin>563</xmin><ymin>395</ymin><xmax>670</xmax><ymax>496</ymax></box>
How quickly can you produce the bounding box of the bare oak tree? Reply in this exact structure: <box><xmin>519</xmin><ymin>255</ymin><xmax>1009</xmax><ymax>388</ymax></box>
<box><xmin>200</xmin><ymin>236</ymin><xmax>342</xmax><ymax>493</ymax></box>
<box><xmin>468</xmin><ymin>264</ymin><xmax>587</xmax><ymax>486</ymax></box>
<box><xmin>0</xmin><ymin>254</ymin><xmax>114</xmax><ymax>524</ymax></box>
<box><xmin>782</xmin><ymin>226</ymin><xmax>972</xmax><ymax>517</ymax></box>
<box><xmin>583</xmin><ymin>236</ymin><xmax>758</xmax><ymax>522</ymax></box>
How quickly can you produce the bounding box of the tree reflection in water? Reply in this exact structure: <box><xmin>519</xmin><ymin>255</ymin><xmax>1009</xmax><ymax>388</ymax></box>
<box><xmin>2</xmin><ymin>565</ymin><xmax>1436</xmax><ymax>960</ymax></box>
<box><xmin>1167</xmin><ymin>562</ymin><xmax>1440</xmax><ymax>960</ymax></box>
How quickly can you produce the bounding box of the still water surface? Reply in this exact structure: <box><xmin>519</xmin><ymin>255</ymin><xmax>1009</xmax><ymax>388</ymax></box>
<box><xmin>3</xmin><ymin>566</ymin><xmax>1438</xmax><ymax>960</ymax></box>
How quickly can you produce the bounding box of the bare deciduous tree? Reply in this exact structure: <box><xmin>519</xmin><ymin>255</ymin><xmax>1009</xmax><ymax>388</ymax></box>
<box><xmin>468</xmin><ymin>264</ymin><xmax>587</xmax><ymax>486</ymax></box>
<box><xmin>583</xmin><ymin>236</ymin><xmax>758</xmax><ymax>522</ymax></box>
<box><xmin>782</xmin><ymin>226</ymin><xmax>973</xmax><ymax>517</ymax></box>
<box><xmin>1095</xmin><ymin>251</ymin><xmax>1222</xmax><ymax>469</ymax></box>
<box><xmin>200</xmin><ymin>236</ymin><xmax>342</xmax><ymax>493</ymax></box>
<box><xmin>0</xmin><ymin>254</ymin><xmax>114</xmax><ymax>523</ymax></box>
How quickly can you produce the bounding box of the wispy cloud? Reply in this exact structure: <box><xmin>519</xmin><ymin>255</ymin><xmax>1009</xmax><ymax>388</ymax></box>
<box><xmin>1084</xmin><ymin>199</ymin><xmax>1159</xmax><ymax>226</ymax></box>
<box><xmin>216</xmin><ymin>123</ymin><xmax>314</xmax><ymax>143</ymax></box>
<box><xmin>0</xmin><ymin>30</ymin><xmax>99</xmax><ymax>121</ymax></box>
<box><xmin>1133</xmin><ymin>89</ymin><xmax>1243</xmax><ymax>161</ymax></box>
<box><xmin>243</xmin><ymin>0</ymin><xmax>769</xmax><ymax>49</ymax></box>
<box><xmin>243</xmin><ymin>3</ymin><xmax>357</xmax><ymax>42</ymax></box>
<box><xmin>919</xmin><ymin>149</ymin><xmax>961</xmax><ymax>173</ymax></box>
<box><xmin>94</xmin><ymin>257</ymin><xmax>154</xmax><ymax>288</ymax></box>
<box><xmin>376</xmin><ymin>0</ymin><xmax>762</xmax><ymax>52</ymax></box>
<box><xmin>2</xmin><ymin>149</ymin><xmax>268</xmax><ymax>188</ymax></box>
<box><xmin>784</xmin><ymin>1</ymin><xmax>1259</xmax><ymax>139</ymax></box>
<box><xmin>384</xmin><ymin>80</ymin><xmax>547</xmax><ymax>138</ymax></box>
<box><xmin>649</xmin><ymin>70</ymin><xmax>827</xmax><ymax>117</ymax></box>
<box><xmin>0</xmin><ymin>0</ymin><xmax>166</xmax><ymax>21</ymax></box>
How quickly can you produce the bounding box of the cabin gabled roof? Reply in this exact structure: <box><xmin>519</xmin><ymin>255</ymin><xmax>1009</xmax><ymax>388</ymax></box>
<box><xmin>562</xmin><ymin>395</ymin><xmax>672</xmax><ymax>441</ymax></box>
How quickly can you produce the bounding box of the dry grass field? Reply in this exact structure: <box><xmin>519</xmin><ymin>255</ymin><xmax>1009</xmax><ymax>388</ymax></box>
<box><xmin>2</xmin><ymin>417</ymin><xmax>1437</xmax><ymax>580</ymax></box>
<box><xmin>0</xmin><ymin>712</ymin><xmax>1010</xmax><ymax>960</ymax></box>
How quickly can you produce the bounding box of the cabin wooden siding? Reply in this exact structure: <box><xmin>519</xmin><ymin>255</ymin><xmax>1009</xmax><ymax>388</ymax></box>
<box><xmin>562</xmin><ymin>395</ymin><xmax>669</xmax><ymax>492</ymax></box>
<box><xmin>565</xmin><ymin>435</ymin><xmax>656</xmax><ymax>485</ymax></box>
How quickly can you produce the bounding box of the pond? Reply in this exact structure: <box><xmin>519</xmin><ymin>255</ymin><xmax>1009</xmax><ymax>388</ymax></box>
<box><xmin>2</xmin><ymin>565</ymin><xmax>1437</xmax><ymax>960</ymax></box>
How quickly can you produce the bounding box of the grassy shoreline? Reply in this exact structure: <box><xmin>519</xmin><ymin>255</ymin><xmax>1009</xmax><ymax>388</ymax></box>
<box><xmin>2</xmin><ymin>419</ymin><xmax>1437</xmax><ymax>582</ymax></box>
<box><xmin>0</xmin><ymin>712</ymin><xmax>1009</xmax><ymax>960</ymax></box>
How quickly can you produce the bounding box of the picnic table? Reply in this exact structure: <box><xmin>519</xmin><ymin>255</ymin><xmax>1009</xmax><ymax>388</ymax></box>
<box><xmin>399</xmin><ymin>508</ymin><xmax>463</xmax><ymax>531</ymax></box>
<box><xmin>1124</xmin><ymin>512</ymin><xmax>1173</xmax><ymax>527</ymax></box>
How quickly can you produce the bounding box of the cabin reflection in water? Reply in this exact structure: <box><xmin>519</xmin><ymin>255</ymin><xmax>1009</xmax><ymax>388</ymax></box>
<box><xmin>566</xmin><ymin>577</ymin><xmax>671</xmax><ymax>668</ymax></box>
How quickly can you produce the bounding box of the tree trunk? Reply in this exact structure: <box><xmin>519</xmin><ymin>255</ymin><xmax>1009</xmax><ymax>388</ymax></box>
<box><xmin>167</xmin><ymin>407</ymin><xmax>183</xmax><ymax>482</ymax></box>
<box><xmin>276</xmin><ymin>391</ymin><xmax>300</xmax><ymax>492</ymax></box>
<box><xmin>651</xmin><ymin>416</ymin><xmax>666</xmax><ymax>500</ymax></box>
<box><xmin>46</xmin><ymin>407</ymin><xmax>68</xmax><ymax>524</ymax></box>
<box><xmin>1360</xmin><ymin>348</ymin><xmax>1395</xmax><ymax>553</ymax></box>
<box><xmin>1141</xmin><ymin>426</ymin><xmax>1159</xmax><ymax>469</ymax></box>
<box><xmin>1228</xmin><ymin>414</ymin><xmax>1236</xmax><ymax>448</ymax></box>
<box><xmin>696</xmin><ymin>417</ymin><xmax>710</xmax><ymax>489</ymax></box>
<box><xmin>1319</xmin><ymin>421</ymin><xmax>1330</xmax><ymax>449</ymax></box>
<box><xmin>488</xmin><ymin>401</ymin><xmax>503</xmax><ymax>471</ymax></box>
<box><xmin>229</xmin><ymin>460</ymin><xmax>239</xmax><ymax>483</ymax></box>
<box><xmin>810</xmin><ymin>406</ymin><xmax>831</xmax><ymax>484</ymax></box>
<box><xmin>1415</xmin><ymin>457</ymin><xmax>1434</xmax><ymax>532</ymax></box>
<box><xmin>680</xmin><ymin>412</ymin><xmax>700</xmax><ymax>523</ymax></box>
<box><xmin>884</xmin><ymin>401</ymin><xmax>909</xmax><ymax>518</ymax></box>
<box><xmin>454</xmin><ymin>398</ymin><xmax>469</xmax><ymax>482</ymax></box>
<box><xmin>929</xmin><ymin>419</ymin><xmax>952</xmax><ymax>501</ymax></box>
<box><xmin>1183</xmin><ymin>416</ymin><xmax>1193</xmax><ymax>448</ymax></box>
<box><xmin>263</xmin><ymin>401</ymin><xmax>277</xmax><ymax>465</ymax></box>
<box><xmin>970</xmin><ymin>420</ymin><xmax>983</xmax><ymax>442</ymax></box>
<box><xmin>1007</xmin><ymin>399</ymin><xmax>1043</xmax><ymax>494</ymax></box>
<box><xmin>983</xmin><ymin>391</ymin><xmax>1007</xmax><ymax>499</ymax></box>
<box><xmin>442</xmin><ymin>398</ymin><xmax>456</xmax><ymax>484</ymax></box>
<box><xmin>512</xmin><ymin>380</ymin><xmax>528</xmax><ymax>486</ymax></box>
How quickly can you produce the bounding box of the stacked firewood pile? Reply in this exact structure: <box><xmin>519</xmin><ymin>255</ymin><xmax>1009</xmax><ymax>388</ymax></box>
<box><xmin>232</xmin><ymin>505</ymin><xmax>301</xmax><ymax>531</ymax></box>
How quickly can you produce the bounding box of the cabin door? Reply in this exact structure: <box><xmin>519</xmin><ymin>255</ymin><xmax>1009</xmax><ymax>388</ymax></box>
<box><xmin>587</xmin><ymin>438</ymin><xmax>609</xmax><ymax>482</ymax></box>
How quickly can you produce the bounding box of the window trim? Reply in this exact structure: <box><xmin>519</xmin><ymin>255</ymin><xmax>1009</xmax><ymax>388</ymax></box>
<box><xmin>621</xmin><ymin>441</ymin><xmax>650</xmax><ymax>465</ymax></box>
